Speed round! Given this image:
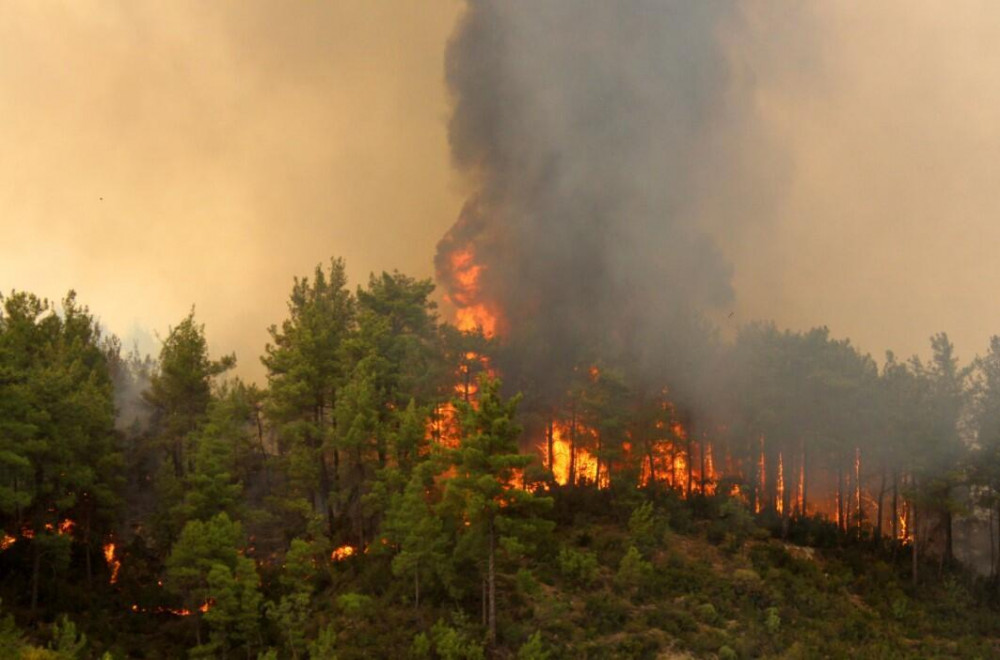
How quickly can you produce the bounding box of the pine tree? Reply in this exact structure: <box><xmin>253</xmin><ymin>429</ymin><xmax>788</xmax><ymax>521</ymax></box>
<box><xmin>0</xmin><ymin>291</ymin><xmax>122</xmax><ymax>612</ymax></box>
<box><xmin>262</xmin><ymin>258</ymin><xmax>355</xmax><ymax>535</ymax></box>
<box><xmin>438</xmin><ymin>377</ymin><xmax>553</xmax><ymax>644</ymax></box>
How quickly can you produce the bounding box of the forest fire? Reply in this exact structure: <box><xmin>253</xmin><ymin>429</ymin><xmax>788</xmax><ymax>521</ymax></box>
<box><xmin>435</xmin><ymin>198</ymin><xmax>913</xmax><ymax>541</ymax></box>
<box><xmin>331</xmin><ymin>545</ymin><xmax>356</xmax><ymax>561</ymax></box>
<box><xmin>439</xmin><ymin>246</ymin><xmax>500</xmax><ymax>338</ymax></box>
<box><xmin>542</xmin><ymin>423</ymin><xmax>601</xmax><ymax>487</ymax></box>
<box><xmin>104</xmin><ymin>541</ymin><xmax>121</xmax><ymax>584</ymax></box>
<box><xmin>130</xmin><ymin>601</ymin><xmax>213</xmax><ymax>617</ymax></box>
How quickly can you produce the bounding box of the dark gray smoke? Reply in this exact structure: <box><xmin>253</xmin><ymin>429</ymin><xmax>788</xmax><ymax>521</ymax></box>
<box><xmin>437</xmin><ymin>1</ymin><xmax>777</xmax><ymax>402</ymax></box>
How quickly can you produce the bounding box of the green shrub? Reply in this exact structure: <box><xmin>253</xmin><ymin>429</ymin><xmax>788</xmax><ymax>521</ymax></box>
<box><xmin>516</xmin><ymin>568</ymin><xmax>540</xmax><ymax>596</ymax></box>
<box><xmin>410</xmin><ymin>632</ymin><xmax>431</xmax><ymax>659</ymax></box>
<box><xmin>628</xmin><ymin>502</ymin><xmax>663</xmax><ymax>553</ymax></box>
<box><xmin>764</xmin><ymin>607</ymin><xmax>781</xmax><ymax>635</ymax></box>
<box><xmin>584</xmin><ymin>595</ymin><xmax>629</xmax><ymax>635</ymax></box>
<box><xmin>336</xmin><ymin>592</ymin><xmax>374</xmax><ymax>618</ymax></box>
<box><xmin>517</xmin><ymin>631</ymin><xmax>550</xmax><ymax>660</ymax></box>
<box><xmin>50</xmin><ymin>616</ymin><xmax>87</xmax><ymax>659</ymax></box>
<box><xmin>429</xmin><ymin>620</ymin><xmax>485</xmax><ymax>660</ymax></box>
<box><xmin>308</xmin><ymin>625</ymin><xmax>338</xmax><ymax>659</ymax></box>
<box><xmin>616</xmin><ymin>546</ymin><xmax>653</xmax><ymax>592</ymax></box>
<box><xmin>695</xmin><ymin>602</ymin><xmax>719</xmax><ymax>625</ymax></box>
<box><xmin>558</xmin><ymin>546</ymin><xmax>600</xmax><ymax>586</ymax></box>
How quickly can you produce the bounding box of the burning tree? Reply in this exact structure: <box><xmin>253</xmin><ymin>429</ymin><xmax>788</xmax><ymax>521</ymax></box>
<box><xmin>0</xmin><ymin>291</ymin><xmax>122</xmax><ymax>609</ymax></box>
<box><xmin>437</xmin><ymin>376</ymin><xmax>553</xmax><ymax>644</ymax></box>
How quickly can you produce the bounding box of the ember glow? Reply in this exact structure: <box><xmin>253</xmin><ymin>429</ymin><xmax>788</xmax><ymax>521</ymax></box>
<box><xmin>130</xmin><ymin>601</ymin><xmax>213</xmax><ymax>617</ymax></box>
<box><xmin>104</xmin><ymin>541</ymin><xmax>121</xmax><ymax>584</ymax></box>
<box><xmin>0</xmin><ymin>534</ymin><xmax>14</xmax><ymax>551</ymax></box>
<box><xmin>331</xmin><ymin>545</ymin><xmax>356</xmax><ymax>561</ymax></box>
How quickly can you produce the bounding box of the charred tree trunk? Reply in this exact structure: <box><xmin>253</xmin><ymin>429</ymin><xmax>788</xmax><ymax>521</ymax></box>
<box><xmin>463</xmin><ymin>362</ymin><xmax>472</xmax><ymax>403</ymax></box>
<box><xmin>911</xmin><ymin>473</ymin><xmax>919</xmax><ymax>585</ymax></box>
<box><xmin>875</xmin><ymin>463</ymin><xmax>886</xmax><ymax>543</ymax></box>
<box><xmin>764</xmin><ymin>441</ymin><xmax>778</xmax><ymax>515</ymax></box>
<box><xmin>685</xmin><ymin>426</ymin><xmax>693</xmax><ymax>499</ymax></box>
<box><xmin>912</xmin><ymin>499</ymin><xmax>919</xmax><ymax>586</ymax></box>
<box><xmin>646</xmin><ymin>442</ymin><xmax>656</xmax><ymax>488</ymax></box>
<box><xmin>891</xmin><ymin>471</ymin><xmax>899</xmax><ymax>543</ymax></box>
<box><xmin>837</xmin><ymin>462</ymin><xmax>845</xmax><ymax>533</ymax></box>
<box><xmin>546</xmin><ymin>420</ymin><xmax>554</xmax><ymax>478</ymax></box>
<box><xmin>995</xmin><ymin>500</ymin><xmax>1000</xmax><ymax>584</ymax></box>
<box><xmin>944</xmin><ymin>505</ymin><xmax>954</xmax><ymax>567</ymax></box>
<box><xmin>699</xmin><ymin>437</ymin><xmax>707</xmax><ymax>494</ymax></box>
<box><xmin>595</xmin><ymin>432</ymin><xmax>603</xmax><ymax>488</ymax></box>
<box><xmin>781</xmin><ymin>455</ymin><xmax>792</xmax><ymax>519</ymax></box>
<box><xmin>568</xmin><ymin>403</ymin><xmax>577</xmax><ymax>486</ymax></box>
<box><xmin>800</xmin><ymin>439</ymin><xmax>808</xmax><ymax>517</ymax></box>
<box><xmin>855</xmin><ymin>448</ymin><xmax>863</xmax><ymax>539</ymax></box>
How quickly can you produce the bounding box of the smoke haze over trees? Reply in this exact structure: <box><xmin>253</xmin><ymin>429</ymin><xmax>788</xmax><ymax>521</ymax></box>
<box><xmin>5</xmin><ymin>2</ymin><xmax>1000</xmax><ymax>379</ymax></box>
<box><xmin>6</xmin><ymin>2</ymin><xmax>1000</xmax><ymax>657</ymax></box>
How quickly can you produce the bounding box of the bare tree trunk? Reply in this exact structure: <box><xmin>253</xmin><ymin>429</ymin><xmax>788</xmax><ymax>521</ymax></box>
<box><xmin>912</xmin><ymin>490</ymin><xmax>919</xmax><ymax>586</ymax></box>
<box><xmin>801</xmin><ymin>439</ymin><xmax>808</xmax><ymax>516</ymax></box>
<box><xmin>837</xmin><ymin>462</ymin><xmax>845</xmax><ymax>533</ymax></box>
<box><xmin>568</xmin><ymin>403</ymin><xmax>577</xmax><ymax>486</ymax></box>
<box><xmin>85</xmin><ymin>541</ymin><xmax>92</xmax><ymax>587</ymax></box>
<box><xmin>994</xmin><ymin>500</ymin><xmax>1000</xmax><ymax>584</ymax></box>
<box><xmin>318</xmin><ymin>453</ymin><xmax>334</xmax><ymax>536</ymax></box>
<box><xmin>891</xmin><ymin>471</ymin><xmax>899</xmax><ymax>542</ymax></box>
<box><xmin>488</xmin><ymin>519</ymin><xmax>496</xmax><ymax>645</ymax></box>
<box><xmin>595</xmin><ymin>432</ymin><xmax>603</xmax><ymax>488</ymax></box>
<box><xmin>546</xmin><ymin>420</ymin><xmax>554</xmax><ymax>478</ymax></box>
<box><xmin>646</xmin><ymin>447</ymin><xmax>656</xmax><ymax>488</ymax></box>
<box><xmin>944</xmin><ymin>505</ymin><xmax>954</xmax><ymax>567</ymax></box>
<box><xmin>876</xmin><ymin>463</ymin><xmax>886</xmax><ymax>543</ymax></box>
<box><xmin>855</xmin><ymin>448</ymin><xmax>863</xmax><ymax>539</ymax></box>
<box><xmin>699</xmin><ymin>437</ymin><xmax>707</xmax><ymax>494</ymax></box>
<box><xmin>781</xmin><ymin>454</ymin><xmax>792</xmax><ymax>523</ymax></box>
<box><xmin>685</xmin><ymin>426</ymin><xmax>693</xmax><ymax>499</ymax></box>
<box><xmin>463</xmin><ymin>361</ymin><xmax>471</xmax><ymax>403</ymax></box>
<box><xmin>31</xmin><ymin>541</ymin><xmax>41</xmax><ymax>614</ymax></box>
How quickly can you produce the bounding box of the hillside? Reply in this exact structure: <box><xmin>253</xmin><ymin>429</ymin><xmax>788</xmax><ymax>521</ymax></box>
<box><xmin>294</xmin><ymin>489</ymin><xmax>1000</xmax><ymax>659</ymax></box>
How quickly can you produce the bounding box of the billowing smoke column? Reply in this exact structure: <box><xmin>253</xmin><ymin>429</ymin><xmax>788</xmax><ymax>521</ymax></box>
<box><xmin>437</xmin><ymin>1</ymin><xmax>766</xmax><ymax>403</ymax></box>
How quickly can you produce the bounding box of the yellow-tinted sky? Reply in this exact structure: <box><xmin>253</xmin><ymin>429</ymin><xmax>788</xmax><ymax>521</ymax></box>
<box><xmin>0</xmin><ymin>1</ymin><xmax>463</xmax><ymax>378</ymax></box>
<box><xmin>3</xmin><ymin>2</ymin><xmax>1000</xmax><ymax>379</ymax></box>
<box><xmin>721</xmin><ymin>2</ymin><xmax>1000</xmax><ymax>366</ymax></box>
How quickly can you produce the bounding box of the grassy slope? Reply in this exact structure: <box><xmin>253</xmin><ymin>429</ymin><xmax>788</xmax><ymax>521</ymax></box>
<box><xmin>320</xmin><ymin>493</ymin><xmax>1000</xmax><ymax>660</ymax></box>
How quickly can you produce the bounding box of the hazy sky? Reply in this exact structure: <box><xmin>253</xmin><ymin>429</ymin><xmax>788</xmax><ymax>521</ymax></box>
<box><xmin>0</xmin><ymin>1</ymin><xmax>464</xmax><ymax>379</ymax></box>
<box><xmin>3</xmin><ymin>1</ymin><xmax>1000</xmax><ymax>380</ymax></box>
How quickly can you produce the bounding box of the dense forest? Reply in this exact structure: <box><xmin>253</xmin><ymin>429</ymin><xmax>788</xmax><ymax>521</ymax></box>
<box><xmin>5</xmin><ymin>257</ymin><xmax>1000</xmax><ymax>658</ymax></box>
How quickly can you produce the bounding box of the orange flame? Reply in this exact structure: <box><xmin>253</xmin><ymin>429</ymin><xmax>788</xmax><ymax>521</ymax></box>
<box><xmin>776</xmin><ymin>452</ymin><xmax>785</xmax><ymax>515</ymax></box>
<box><xmin>442</xmin><ymin>248</ymin><xmax>500</xmax><ymax>337</ymax></box>
<box><xmin>543</xmin><ymin>422</ymin><xmax>603</xmax><ymax>487</ymax></box>
<box><xmin>0</xmin><ymin>534</ymin><xmax>14</xmax><ymax>551</ymax></box>
<box><xmin>104</xmin><ymin>541</ymin><xmax>121</xmax><ymax>584</ymax></box>
<box><xmin>331</xmin><ymin>545</ymin><xmax>356</xmax><ymax>561</ymax></box>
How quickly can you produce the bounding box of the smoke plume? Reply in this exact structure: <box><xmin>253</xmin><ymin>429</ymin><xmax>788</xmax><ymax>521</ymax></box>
<box><xmin>437</xmin><ymin>1</ymin><xmax>778</xmax><ymax>401</ymax></box>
